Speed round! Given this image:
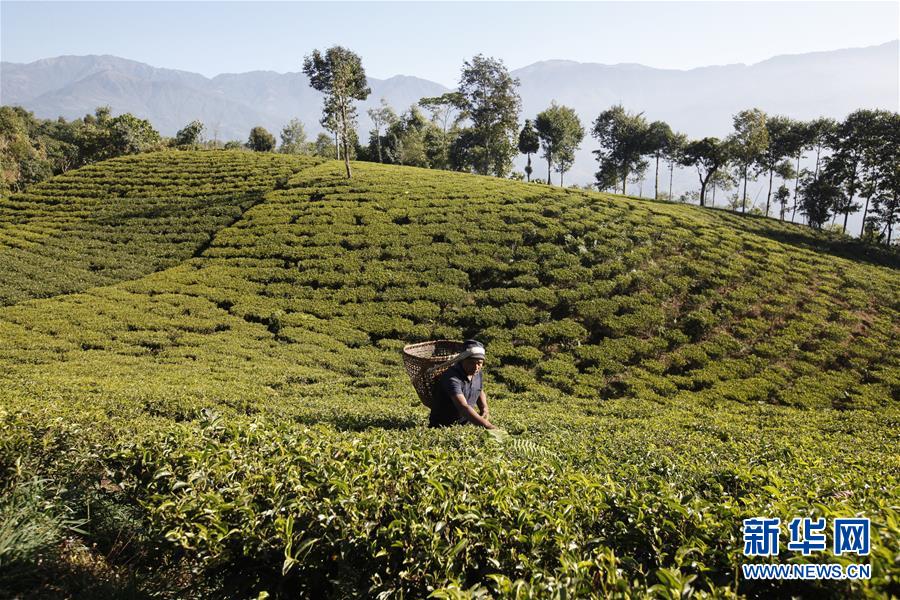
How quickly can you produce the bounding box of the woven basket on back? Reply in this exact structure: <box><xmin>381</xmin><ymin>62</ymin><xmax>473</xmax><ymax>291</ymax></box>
<box><xmin>401</xmin><ymin>340</ymin><xmax>466</xmax><ymax>407</ymax></box>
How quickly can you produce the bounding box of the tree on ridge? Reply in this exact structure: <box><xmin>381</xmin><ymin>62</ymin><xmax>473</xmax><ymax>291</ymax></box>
<box><xmin>303</xmin><ymin>46</ymin><xmax>371</xmax><ymax>178</ymax></box>
<box><xmin>591</xmin><ymin>104</ymin><xmax>648</xmax><ymax>195</ymax></box>
<box><xmin>535</xmin><ymin>103</ymin><xmax>584</xmax><ymax>186</ymax></box>
<box><xmin>728</xmin><ymin>108</ymin><xmax>769</xmax><ymax>214</ymax></box>
<box><xmin>456</xmin><ymin>55</ymin><xmax>522</xmax><ymax>177</ymax></box>
<box><xmin>247</xmin><ymin>126</ymin><xmax>275</xmax><ymax>152</ymax></box>
<box><xmin>518</xmin><ymin>119</ymin><xmax>539</xmax><ymax>182</ymax></box>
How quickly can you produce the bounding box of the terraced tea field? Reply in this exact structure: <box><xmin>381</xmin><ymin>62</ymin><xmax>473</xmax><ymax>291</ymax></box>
<box><xmin>1</xmin><ymin>151</ymin><xmax>897</xmax><ymax>598</ymax></box>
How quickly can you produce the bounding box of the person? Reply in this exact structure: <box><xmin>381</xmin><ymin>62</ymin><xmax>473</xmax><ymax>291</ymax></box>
<box><xmin>429</xmin><ymin>340</ymin><xmax>496</xmax><ymax>429</ymax></box>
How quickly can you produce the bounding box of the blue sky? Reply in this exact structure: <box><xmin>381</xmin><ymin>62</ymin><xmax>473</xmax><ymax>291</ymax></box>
<box><xmin>2</xmin><ymin>1</ymin><xmax>898</xmax><ymax>86</ymax></box>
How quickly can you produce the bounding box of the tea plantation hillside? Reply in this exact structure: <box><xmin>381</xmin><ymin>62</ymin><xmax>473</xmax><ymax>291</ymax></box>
<box><xmin>1</xmin><ymin>153</ymin><xmax>898</xmax><ymax>599</ymax></box>
<box><xmin>0</xmin><ymin>151</ymin><xmax>322</xmax><ymax>305</ymax></box>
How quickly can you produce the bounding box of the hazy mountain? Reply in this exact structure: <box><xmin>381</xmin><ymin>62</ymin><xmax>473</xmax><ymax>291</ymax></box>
<box><xmin>0</xmin><ymin>54</ymin><xmax>449</xmax><ymax>143</ymax></box>
<box><xmin>2</xmin><ymin>41</ymin><xmax>897</xmax><ymax>199</ymax></box>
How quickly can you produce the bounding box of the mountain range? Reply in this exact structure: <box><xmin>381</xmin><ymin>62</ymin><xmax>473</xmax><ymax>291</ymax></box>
<box><xmin>2</xmin><ymin>41</ymin><xmax>897</xmax><ymax>191</ymax></box>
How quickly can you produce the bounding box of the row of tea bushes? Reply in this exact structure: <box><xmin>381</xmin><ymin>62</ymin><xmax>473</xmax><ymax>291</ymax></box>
<box><xmin>0</xmin><ymin>151</ymin><xmax>322</xmax><ymax>304</ymax></box>
<box><xmin>1</xmin><ymin>155</ymin><xmax>897</xmax><ymax>597</ymax></box>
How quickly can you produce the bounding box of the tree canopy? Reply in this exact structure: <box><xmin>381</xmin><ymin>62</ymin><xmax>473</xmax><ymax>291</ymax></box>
<box><xmin>303</xmin><ymin>46</ymin><xmax>371</xmax><ymax>178</ymax></box>
<box><xmin>247</xmin><ymin>126</ymin><xmax>276</xmax><ymax>152</ymax></box>
<box><xmin>591</xmin><ymin>104</ymin><xmax>648</xmax><ymax>194</ymax></box>
<box><xmin>680</xmin><ymin>137</ymin><xmax>730</xmax><ymax>207</ymax></box>
<box><xmin>534</xmin><ymin>103</ymin><xmax>584</xmax><ymax>186</ymax></box>
<box><xmin>455</xmin><ymin>55</ymin><xmax>522</xmax><ymax>177</ymax></box>
<box><xmin>279</xmin><ymin>118</ymin><xmax>308</xmax><ymax>155</ymax></box>
<box><xmin>517</xmin><ymin>120</ymin><xmax>540</xmax><ymax>182</ymax></box>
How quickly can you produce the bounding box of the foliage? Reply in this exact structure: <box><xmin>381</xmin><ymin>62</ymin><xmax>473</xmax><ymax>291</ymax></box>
<box><xmin>0</xmin><ymin>153</ymin><xmax>898</xmax><ymax>598</ymax></box>
<box><xmin>728</xmin><ymin>108</ymin><xmax>769</xmax><ymax>213</ymax></box>
<box><xmin>303</xmin><ymin>46</ymin><xmax>371</xmax><ymax>178</ymax></box>
<box><xmin>680</xmin><ymin>137</ymin><xmax>730</xmax><ymax>207</ymax></box>
<box><xmin>175</xmin><ymin>120</ymin><xmax>205</xmax><ymax>148</ymax></box>
<box><xmin>455</xmin><ymin>55</ymin><xmax>522</xmax><ymax>177</ymax></box>
<box><xmin>517</xmin><ymin>119</ymin><xmax>539</xmax><ymax>182</ymax></box>
<box><xmin>591</xmin><ymin>105</ymin><xmax>649</xmax><ymax>194</ymax></box>
<box><xmin>279</xmin><ymin>118</ymin><xmax>309</xmax><ymax>155</ymax></box>
<box><xmin>366</xmin><ymin>99</ymin><xmax>397</xmax><ymax>164</ymax></box>
<box><xmin>248</xmin><ymin>127</ymin><xmax>276</xmax><ymax>152</ymax></box>
<box><xmin>0</xmin><ymin>105</ymin><xmax>164</xmax><ymax>194</ymax></box>
<box><xmin>534</xmin><ymin>103</ymin><xmax>584</xmax><ymax>187</ymax></box>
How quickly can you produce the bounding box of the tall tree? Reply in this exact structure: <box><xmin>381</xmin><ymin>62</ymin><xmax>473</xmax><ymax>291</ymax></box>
<box><xmin>826</xmin><ymin>109</ymin><xmax>883</xmax><ymax>234</ymax></box>
<box><xmin>775</xmin><ymin>159</ymin><xmax>797</xmax><ymax>221</ymax></box>
<box><xmin>303</xmin><ymin>46</ymin><xmax>371</xmax><ymax>178</ymax></box>
<box><xmin>807</xmin><ymin>117</ymin><xmax>837</xmax><ymax>181</ymax></box>
<box><xmin>591</xmin><ymin>104</ymin><xmax>649</xmax><ymax>195</ymax></box>
<box><xmin>456</xmin><ymin>55</ymin><xmax>522</xmax><ymax>177</ymax></box>
<box><xmin>799</xmin><ymin>172</ymin><xmax>840</xmax><ymax>229</ymax></box>
<box><xmin>367</xmin><ymin>99</ymin><xmax>397</xmax><ymax>163</ymax></box>
<box><xmin>788</xmin><ymin>120</ymin><xmax>814</xmax><ymax>223</ymax></box>
<box><xmin>644</xmin><ymin>120</ymin><xmax>673</xmax><ymax>200</ymax></box>
<box><xmin>663</xmin><ymin>131</ymin><xmax>688</xmax><ymax>202</ymax></box>
<box><xmin>864</xmin><ymin>111</ymin><xmax>900</xmax><ymax>244</ymax></box>
<box><xmin>517</xmin><ymin>119</ymin><xmax>539</xmax><ymax>182</ymax></box>
<box><xmin>535</xmin><ymin>103</ymin><xmax>584</xmax><ymax>186</ymax></box>
<box><xmin>679</xmin><ymin>137</ymin><xmax>730</xmax><ymax>207</ymax></box>
<box><xmin>760</xmin><ymin>115</ymin><xmax>797</xmax><ymax>217</ymax></box>
<box><xmin>727</xmin><ymin>108</ymin><xmax>769</xmax><ymax>213</ymax></box>
<box><xmin>279</xmin><ymin>118</ymin><xmax>308</xmax><ymax>154</ymax></box>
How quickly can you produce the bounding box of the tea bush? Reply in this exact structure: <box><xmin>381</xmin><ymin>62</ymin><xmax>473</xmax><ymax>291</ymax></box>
<box><xmin>0</xmin><ymin>154</ymin><xmax>897</xmax><ymax>598</ymax></box>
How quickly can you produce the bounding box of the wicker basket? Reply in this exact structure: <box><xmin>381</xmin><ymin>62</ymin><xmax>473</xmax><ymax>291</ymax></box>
<box><xmin>401</xmin><ymin>340</ymin><xmax>467</xmax><ymax>407</ymax></box>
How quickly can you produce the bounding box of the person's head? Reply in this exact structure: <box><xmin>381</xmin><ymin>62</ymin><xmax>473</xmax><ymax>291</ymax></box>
<box><xmin>460</xmin><ymin>340</ymin><xmax>485</xmax><ymax>376</ymax></box>
<box><xmin>461</xmin><ymin>355</ymin><xmax>484</xmax><ymax>376</ymax></box>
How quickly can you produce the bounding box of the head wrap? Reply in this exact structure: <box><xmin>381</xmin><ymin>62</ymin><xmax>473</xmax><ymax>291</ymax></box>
<box><xmin>457</xmin><ymin>340</ymin><xmax>486</xmax><ymax>362</ymax></box>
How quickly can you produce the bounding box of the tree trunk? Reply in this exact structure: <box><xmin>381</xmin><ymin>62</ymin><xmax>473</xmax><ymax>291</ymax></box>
<box><xmin>888</xmin><ymin>192</ymin><xmax>897</xmax><ymax>248</ymax></box>
<box><xmin>889</xmin><ymin>191</ymin><xmax>896</xmax><ymax>245</ymax></box>
<box><xmin>842</xmin><ymin>161</ymin><xmax>857</xmax><ymax>234</ymax></box>
<box><xmin>792</xmin><ymin>152</ymin><xmax>801</xmax><ymax>223</ymax></box>
<box><xmin>780</xmin><ymin>181</ymin><xmax>785</xmax><ymax>221</ymax></box>
<box><xmin>741</xmin><ymin>166</ymin><xmax>748</xmax><ymax>213</ymax></box>
<box><xmin>340</xmin><ymin>99</ymin><xmax>351</xmax><ymax>179</ymax></box>
<box><xmin>668</xmin><ymin>162</ymin><xmax>674</xmax><ymax>201</ymax></box>
<box><xmin>526</xmin><ymin>155</ymin><xmax>531</xmax><ymax>182</ymax></box>
<box><xmin>697</xmin><ymin>166</ymin><xmax>707</xmax><ymax>207</ymax></box>
<box><xmin>860</xmin><ymin>165</ymin><xmax>875</xmax><ymax>238</ymax></box>
<box><xmin>654</xmin><ymin>152</ymin><xmax>660</xmax><ymax>200</ymax></box>
<box><xmin>766</xmin><ymin>168</ymin><xmax>774</xmax><ymax>217</ymax></box>
<box><xmin>376</xmin><ymin>127</ymin><xmax>382</xmax><ymax>163</ymax></box>
<box><xmin>547</xmin><ymin>152</ymin><xmax>552</xmax><ymax>186</ymax></box>
<box><xmin>860</xmin><ymin>196</ymin><xmax>870</xmax><ymax>237</ymax></box>
<box><xmin>622</xmin><ymin>166</ymin><xmax>628</xmax><ymax>195</ymax></box>
<box><xmin>560</xmin><ymin>170</ymin><xmax>564</xmax><ymax>187</ymax></box>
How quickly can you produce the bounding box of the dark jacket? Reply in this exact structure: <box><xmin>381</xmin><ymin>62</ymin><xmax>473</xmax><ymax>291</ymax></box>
<box><xmin>429</xmin><ymin>362</ymin><xmax>482</xmax><ymax>427</ymax></box>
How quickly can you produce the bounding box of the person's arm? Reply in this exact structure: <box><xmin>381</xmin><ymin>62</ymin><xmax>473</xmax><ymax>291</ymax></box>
<box><xmin>452</xmin><ymin>393</ymin><xmax>496</xmax><ymax>429</ymax></box>
<box><xmin>476</xmin><ymin>389</ymin><xmax>490</xmax><ymax>420</ymax></box>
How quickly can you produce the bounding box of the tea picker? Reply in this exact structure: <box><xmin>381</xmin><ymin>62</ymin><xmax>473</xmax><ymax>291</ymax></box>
<box><xmin>402</xmin><ymin>339</ymin><xmax>497</xmax><ymax>429</ymax></box>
